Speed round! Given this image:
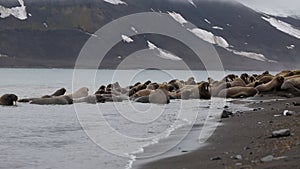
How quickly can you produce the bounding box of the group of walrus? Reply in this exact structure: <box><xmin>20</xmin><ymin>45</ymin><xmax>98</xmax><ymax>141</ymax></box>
<box><xmin>1</xmin><ymin>70</ymin><xmax>300</xmax><ymax>106</ymax></box>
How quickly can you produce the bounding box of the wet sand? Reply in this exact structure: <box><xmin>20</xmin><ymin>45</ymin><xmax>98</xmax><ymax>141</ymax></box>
<box><xmin>138</xmin><ymin>95</ymin><xmax>300</xmax><ymax>169</ymax></box>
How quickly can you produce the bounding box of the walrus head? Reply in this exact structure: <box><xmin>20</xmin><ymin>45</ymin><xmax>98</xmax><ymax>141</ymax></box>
<box><xmin>276</xmin><ymin>76</ymin><xmax>285</xmax><ymax>90</ymax></box>
<box><xmin>198</xmin><ymin>82</ymin><xmax>211</xmax><ymax>99</ymax></box>
<box><xmin>144</xmin><ymin>80</ymin><xmax>152</xmax><ymax>85</ymax></box>
<box><xmin>51</xmin><ymin>88</ymin><xmax>66</xmax><ymax>97</ymax></box>
<box><xmin>95</xmin><ymin>94</ymin><xmax>106</xmax><ymax>103</ymax></box>
<box><xmin>0</xmin><ymin>94</ymin><xmax>18</xmax><ymax>106</ymax></box>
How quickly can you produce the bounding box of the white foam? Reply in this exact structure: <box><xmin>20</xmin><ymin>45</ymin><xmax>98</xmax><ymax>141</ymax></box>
<box><xmin>0</xmin><ymin>0</ymin><xmax>27</xmax><ymax>20</ymax></box>
<box><xmin>188</xmin><ymin>28</ymin><xmax>229</xmax><ymax>48</ymax></box>
<box><xmin>147</xmin><ymin>41</ymin><xmax>182</xmax><ymax>61</ymax></box>
<box><xmin>121</xmin><ymin>35</ymin><xmax>134</xmax><ymax>43</ymax></box>
<box><xmin>167</xmin><ymin>11</ymin><xmax>188</xmax><ymax>26</ymax></box>
<box><xmin>262</xmin><ymin>16</ymin><xmax>300</xmax><ymax>39</ymax></box>
<box><xmin>212</xmin><ymin>26</ymin><xmax>224</xmax><ymax>30</ymax></box>
<box><xmin>125</xmin><ymin>118</ymin><xmax>190</xmax><ymax>169</ymax></box>
<box><xmin>103</xmin><ymin>0</ymin><xmax>127</xmax><ymax>5</ymax></box>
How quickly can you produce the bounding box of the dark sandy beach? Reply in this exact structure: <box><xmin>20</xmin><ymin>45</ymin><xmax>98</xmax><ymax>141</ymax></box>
<box><xmin>139</xmin><ymin>95</ymin><xmax>300</xmax><ymax>169</ymax></box>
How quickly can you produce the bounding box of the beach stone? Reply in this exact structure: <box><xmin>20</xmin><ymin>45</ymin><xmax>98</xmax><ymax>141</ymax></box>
<box><xmin>231</xmin><ymin>155</ymin><xmax>242</xmax><ymax>160</ymax></box>
<box><xmin>283</xmin><ymin>110</ymin><xmax>294</xmax><ymax>116</ymax></box>
<box><xmin>221</xmin><ymin>110</ymin><xmax>233</xmax><ymax>119</ymax></box>
<box><xmin>272</xmin><ymin>129</ymin><xmax>291</xmax><ymax>138</ymax></box>
<box><xmin>293</xmin><ymin>102</ymin><xmax>300</xmax><ymax>106</ymax></box>
<box><xmin>210</xmin><ymin>156</ymin><xmax>222</xmax><ymax>161</ymax></box>
<box><xmin>235</xmin><ymin>162</ymin><xmax>242</xmax><ymax>166</ymax></box>
<box><xmin>261</xmin><ymin>155</ymin><xmax>274</xmax><ymax>162</ymax></box>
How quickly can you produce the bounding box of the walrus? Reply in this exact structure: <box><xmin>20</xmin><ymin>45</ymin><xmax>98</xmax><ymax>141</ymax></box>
<box><xmin>276</xmin><ymin>70</ymin><xmax>292</xmax><ymax>77</ymax></box>
<box><xmin>229</xmin><ymin>78</ymin><xmax>246</xmax><ymax>87</ymax></box>
<box><xmin>255</xmin><ymin>76</ymin><xmax>284</xmax><ymax>93</ymax></box>
<box><xmin>177</xmin><ymin>82</ymin><xmax>211</xmax><ymax>100</ymax></box>
<box><xmin>18</xmin><ymin>88</ymin><xmax>67</xmax><ymax>102</ymax></box>
<box><xmin>240</xmin><ymin>73</ymin><xmax>250</xmax><ymax>84</ymax></box>
<box><xmin>100</xmin><ymin>94</ymin><xmax>125</xmax><ymax>102</ymax></box>
<box><xmin>0</xmin><ymin>94</ymin><xmax>18</xmax><ymax>106</ymax></box>
<box><xmin>134</xmin><ymin>89</ymin><xmax>170</xmax><ymax>104</ymax></box>
<box><xmin>217</xmin><ymin>87</ymin><xmax>258</xmax><ymax>98</ymax></box>
<box><xmin>74</xmin><ymin>95</ymin><xmax>105</xmax><ymax>104</ymax></box>
<box><xmin>185</xmin><ymin>77</ymin><xmax>196</xmax><ymax>85</ymax></box>
<box><xmin>281</xmin><ymin>77</ymin><xmax>300</xmax><ymax>97</ymax></box>
<box><xmin>67</xmin><ymin>87</ymin><xmax>89</xmax><ymax>99</ymax></box>
<box><xmin>30</xmin><ymin>95</ymin><xmax>73</xmax><ymax>105</ymax></box>
<box><xmin>210</xmin><ymin>82</ymin><xmax>231</xmax><ymax>97</ymax></box>
<box><xmin>41</xmin><ymin>88</ymin><xmax>66</xmax><ymax>98</ymax></box>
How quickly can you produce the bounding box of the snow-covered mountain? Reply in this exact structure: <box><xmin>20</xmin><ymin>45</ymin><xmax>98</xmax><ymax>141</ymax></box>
<box><xmin>0</xmin><ymin>0</ymin><xmax>299</xmax><ymax>70</ymax></box>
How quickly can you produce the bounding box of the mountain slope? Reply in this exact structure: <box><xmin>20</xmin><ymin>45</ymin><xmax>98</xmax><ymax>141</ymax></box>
<box><xmin>0</xmin><ymin>0</ymin><xmax>300</xmax><ymax>70</ymax></box>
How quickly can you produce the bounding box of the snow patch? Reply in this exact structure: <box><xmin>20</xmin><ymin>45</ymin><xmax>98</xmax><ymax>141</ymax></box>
<box><xmin>147</xmin><ymin>41</ymin><xmax>182</xmax><ymax>61</ymax></box>
<box><xmin>187</xmin><ymin>28</ymin><xmax>229</xmax><ymax>48</ymax></box>
<box><xmin>131</xmin><ymin>27</ymin><xmax>138</xmax><ymax>34</ymax></box>
<box><xmin>287</xmin><ymin>44</ymin><xmax>295</xmax><ymax>50</ymax></box>
<box><xmin>121</xmin><ymin>35</ymin><xmax>134</xmax><ymax>43</ymax></box>
<box><xmin>188</xmin><ymin>27</ymin><xmax>275</xmax><ymax>62</ymax></box>
<box><xmin>0</xmin><ymin>0</ymin><xmax>27</xmax><ymax>20</ymax></box>
<box><xmin>167</xmin><ymin>11</ymin><xmax>188</xmax><ymax>25</ymax></box>
<box><xmin>188</xmin><ymin>0</ymin><xmax>197</xmax><ymax>7</ymax></box>
<box><xmin>226</xmin><ymin>48</ymin><xmax>276</xmax><ymax>62</ymax></box>
<box><xmin>43</xmin><ymin>22</ymin><xmax>48</xmax><ymax>28</ymax></box>
<box><xmin>103</xmin><ymin>0</ymin><xmax>127</xmax><ymax>5</ymax></box>
<box><xmin>204</xmin><ymin>19</ymin><xmax>211</xmax><ymax>24</ymax></box>
<box><xmin>212</xmin><ymin>26</ymin><xmax>224</xmax><ymax>30</ymax></box>
<box><xmin>262</xmin><ymin>16</ymin><xmax>300</xmax><ymax>39</ymax></box>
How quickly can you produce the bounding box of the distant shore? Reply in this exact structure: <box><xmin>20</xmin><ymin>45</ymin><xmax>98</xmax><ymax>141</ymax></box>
<box><xmin>137</xmin><ymin>95</ymin><xmax>300</xmax><ymax>169</ymax></box>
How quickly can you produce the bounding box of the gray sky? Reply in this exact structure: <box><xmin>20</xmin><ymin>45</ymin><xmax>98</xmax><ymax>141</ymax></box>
<box><xmin>236</xmin><ymin>0</ymin><xmax>300</xmax><ymax>17</ymax></box>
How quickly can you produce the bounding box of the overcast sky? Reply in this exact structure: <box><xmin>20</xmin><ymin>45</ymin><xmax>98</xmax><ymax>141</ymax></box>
<box><xmin>236</xmin><ymin>0</ymin><xmax>300</xmax><ymax>17</ymax></box>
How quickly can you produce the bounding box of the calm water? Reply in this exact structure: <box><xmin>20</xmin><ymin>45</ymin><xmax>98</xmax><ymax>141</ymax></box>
<box><xmin>0</xmin><ymin>69</ymin><xmax>264</xmax><ymax>169</ymax></box>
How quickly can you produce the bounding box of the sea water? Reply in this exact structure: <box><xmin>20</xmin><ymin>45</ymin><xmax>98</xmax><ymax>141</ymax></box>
<box><xmin>0</xmin><ymin>69</ymin><xmax>266</xmax><ymax>169</ymax></box>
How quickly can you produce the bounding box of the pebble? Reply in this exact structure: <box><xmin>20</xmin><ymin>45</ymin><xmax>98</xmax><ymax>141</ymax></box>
<box><xmin>244</xmin><ymin>146</ymin><xmax>250</xmax><ymax>150</ymax></box>
<box><xmin>261</xmin><ymin>155</ymin><xmax>274</xmax><ymax>162</ymax></box>
<box><xmin>272</xmin><ymin>129</ymin><xmax>291</xmax><ymax>138</ymax></box>
<box><xmin>283</xmin><ymin>110</ymin><xmax>294</xmax><ymax>116</ymax></box>
<box><xmin>221</xmin><ymin>110</ymin><xmax>233</xmax><ymax>119</ymax></box>
<box><xmin>210</xmin><ymin>156</ymin><xmax>222</xmax><ymax>161</ymax></box>
<box><xmin>235</xmin><ymin>163</ymin><xmax>243</xmax><ymax>166</ymax></box>
<box><xmin>231</xmin><ymin>155</ymin><xmax>242</xmax><ymax>160</ymax></box>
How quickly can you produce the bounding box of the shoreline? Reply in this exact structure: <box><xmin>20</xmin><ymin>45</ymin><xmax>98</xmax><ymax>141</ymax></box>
<box><xmin>136</xmin><ymin>95</ymin><xmax>300</xmax><ymax>169</ymax></box>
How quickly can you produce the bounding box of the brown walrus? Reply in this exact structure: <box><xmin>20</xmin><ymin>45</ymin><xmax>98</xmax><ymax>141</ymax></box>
<box><xmin>229</xmin><ymin>78</ymin><xmax>246</xmax><ymax>87</ymax></box>
<box><xmin>41</xmin><ymin>88</ymin><xmax>66</xmax><ymax>98</ymax></box>
<box><xmin>67</xmin><ymin>87</ymin><xmax>89</xmax><ymax>99</ymax></box>
<box><xmin>74</xmin><ymin>95</ymin><xmax>106</xmax><ymax>104</ymax></box>
<box><xmin>217</xmin><ymin>87</ymin><xmax>258</xmax><ymax>98</ymax></box>
<box><xmin>30</xmin><ymin>95</ymin><xmax>73</xmax><ymax>105</ymax></box>
<box><xmin>177</xmin><ymin>82</ymin><xmax>211</xmax><ymax>100</ymax></box>
<box><xmin>0</xmin><ymin>94</ymin><xmax>18</xmax><ymax>106</ymax></box>
<box><xmin>281</xmin><ymin>77</ymin><xmax>300</xmax><ymax>97</ymax></box>
<box><xmin>255</xmin><ymin>76</ymin><xmax>284</xmax><ymax>93</ymax></box>
<box><xmin>134</xmin><ymin>89</ymin><xmax>170</xmax><ymax>104</ymax></box>
<box><xmin>18</xmin><ymin>88</ymin><xmax>67</xmax><ymax>102</ymax></box>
